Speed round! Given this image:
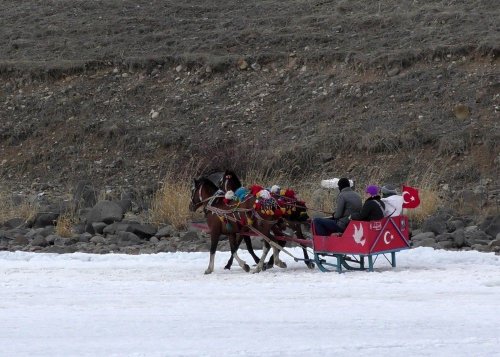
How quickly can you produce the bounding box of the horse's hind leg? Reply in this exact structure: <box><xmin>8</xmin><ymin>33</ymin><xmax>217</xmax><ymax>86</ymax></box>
<box><xmin>294</xmin><ymin>224</ymin><xmax>314</xmax><ymax>269</ymax></box>
<box><xmin>272</xmin><ymin>245</ymin><xmax>287</xmax><ymax>269</ymax></box>
<box><xmin>264</xmin><ymin>239</ymin><xmax>285</xmax><ymax>270</ymax></box>
<box><xmin>205</xmin><ymin>233</ymin><xmax>219</xmax><ymax>275</ymax></box>
<box><xmin>228</xmin><ymin>234</ymin><xmax>250</xmax><ymax>272</ymax></box>
<box><xmin>224</xmin><ymin>255</ymin><xmax>234</xmax><ymax>270</ymax></box>
<box><xmin>302</xmin><ymin>246</ymin><xmax>315</xmax><ymax>269</ymax></box>
<box><xmin>243</xmin><ymin>235</ymin><xmax>260</xmax><ymax>264</ymax></box>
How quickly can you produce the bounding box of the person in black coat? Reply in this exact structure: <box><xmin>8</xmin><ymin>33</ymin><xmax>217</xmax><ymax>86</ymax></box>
<box><xmin>350</xmin><ymin>185</ymin><xmax>385</xmax><ymax>221</ymax></box>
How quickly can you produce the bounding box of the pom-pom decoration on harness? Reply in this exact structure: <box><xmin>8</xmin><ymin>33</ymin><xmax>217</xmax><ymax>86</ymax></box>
<box><xmin>250</xmin><ymin>185</ymin><xmax>264</xmax><ymax>196</ymax></box>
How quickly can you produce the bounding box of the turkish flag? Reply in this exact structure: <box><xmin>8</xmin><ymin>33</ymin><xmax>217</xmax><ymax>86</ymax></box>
<box><xmin>402</xmin><ymin>185</ymin><xmax>420</xmax><ymax>209</ymax></box>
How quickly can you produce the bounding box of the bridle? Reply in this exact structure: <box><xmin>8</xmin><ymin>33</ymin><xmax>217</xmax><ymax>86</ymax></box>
<box><xmin>190</xmin><ymin>179</ymin><xmax>224</xmax><ymax>211</ymax></box>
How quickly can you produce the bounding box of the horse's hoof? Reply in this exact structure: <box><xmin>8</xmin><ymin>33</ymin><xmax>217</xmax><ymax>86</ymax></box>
<box><xmin>307</xmin><ymin>262</ymin><xmax>315</xmax><ymax>269</ymax></box>
<box><xmin>277</xmin><ymin>261</ymin><xmax>287</xmax><ymax>269</ymax></box>
<box><xmin>224</xmin><ymin>265</ymin><xmax>231</xmax><ymax>270</ymax></box>
<box><xmin>204</xmin><ymin>269</ymin><xmax>212</xmax><ymax>275</ymax></box>
<box><xmin>243</xmin><ymin>264</ymin><xmax>250</xmax><ymax>273</ymax></box>
<box><xmin>253</xmin><ymin>266</ymin><xmax>262</xmax><ymax>274</ymax></box>
<box><xmin>264</xmin><ymin>262</ymin><xmax>273</xmax><ymax>270</ymax></box>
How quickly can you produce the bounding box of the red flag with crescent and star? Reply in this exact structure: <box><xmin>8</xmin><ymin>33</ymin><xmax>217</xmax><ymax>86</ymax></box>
<box><xmin>402</xmin><ymin>185</ymin><xmax>420</xmax><ymax>209</ymax></box>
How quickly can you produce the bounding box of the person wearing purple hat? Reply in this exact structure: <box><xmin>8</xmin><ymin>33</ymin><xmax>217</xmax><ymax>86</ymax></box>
<box><xmin>350</xmin><ymin>185</ymin><xmax>385</xmax><ymax>221</ymax></box>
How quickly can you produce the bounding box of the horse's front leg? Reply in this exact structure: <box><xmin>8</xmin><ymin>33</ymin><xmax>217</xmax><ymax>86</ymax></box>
<box><xmin>205</xmin><ymin>231</ymin><xmax>220</xmax><ymax>274</ymax></box>
<box><xmin>254</xmin><ymin>240</ymin><xmax>270</xmax><ymax>273</ymax></box>
<box><xmin>229</xmin><ymin>234</ymin><xmax>250</xmax><ymax>273</ymax></box>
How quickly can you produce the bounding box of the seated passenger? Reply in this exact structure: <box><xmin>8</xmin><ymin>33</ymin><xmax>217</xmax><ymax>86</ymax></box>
<box><xmin>380</xmin><ymin>184</ymin><xmax>404</xmax><ymax>217</ymax></box>
<box><xmin>350</xmin><ymin>185</ymin><xmax>385</xmax><ymax>221</ymax></box>
<box><xmin>313</xmin><ymin>178</ymin><xmax>362</xmax><ymax>235</ymax></box>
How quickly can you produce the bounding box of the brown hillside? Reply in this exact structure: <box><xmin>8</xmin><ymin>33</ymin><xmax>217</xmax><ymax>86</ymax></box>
<box><xmin>0</xmin><ymin>0</ymin><xmax>499</xmax><ymax>216</ymax></box>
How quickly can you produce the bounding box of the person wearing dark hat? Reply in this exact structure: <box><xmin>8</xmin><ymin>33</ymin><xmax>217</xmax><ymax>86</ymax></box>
<box><xmin>350</xmin><ymin>185</ymin><xmax>385</xmax><ymax>221</ymax></box>
<box><xmin>380</xmin><ymin>184</ymin><xmax>404</xmax><ymax>217</ymax></box>
<box><xmin>313</xmin><ymin>177</ymin><xmax>362</xmax><ymax>235</ymax></box>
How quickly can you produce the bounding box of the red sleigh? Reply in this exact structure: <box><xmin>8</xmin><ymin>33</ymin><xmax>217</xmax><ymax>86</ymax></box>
<box><xmin>312</xmin><ymin>216</ymin><xmax>411</xmax><ymax>272</ymax></box>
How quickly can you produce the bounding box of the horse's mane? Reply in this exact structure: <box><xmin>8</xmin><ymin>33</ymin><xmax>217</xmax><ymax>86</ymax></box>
<box><xmin>223</xmin><ymin>169</ymin><xmax>242</xmax><ymax>189</ymax></box>
<box><xmin>197</xmin><ymin>176</ymin><xmax>219</xmax><ymax>191</ymax></box>
<box><xmin>205</xmin><ymin>171</ymin><xmax>224</xmax><ymax>187</ymax></box>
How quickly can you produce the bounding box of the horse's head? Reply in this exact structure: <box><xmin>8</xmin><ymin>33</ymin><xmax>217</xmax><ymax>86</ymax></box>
<box><xmin>189</xmin><ymin>177</ymin><xmax>218</xmax><ymax>212</ymax></box>
<box><xmin>220</xmin><ymin>169</ymin><xmax>242</xmax><ymax>192</ymax></box>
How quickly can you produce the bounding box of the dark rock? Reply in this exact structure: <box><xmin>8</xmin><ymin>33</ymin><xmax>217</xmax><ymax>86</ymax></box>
<box><xmin>447</xmin><ymin>219</ymin><xmax>465</xmax><ymax>232</ymax></box>
<box><xmin>471</xmin><ymin>244</ymin><xmax>491</xmax><ymax>252</ymax></box>
<box><xmin>435</xmin><ymin>233</ymin><xmax>453</xmax><ymax>243</ymax></box>
<box><xmin>103</xmin><ymin>222</ymin><xmax>134</xmax><ymax>235</ymax></box>
<box><xmin>422</xmin><ymin>216</ymin><xmax>447</xmax><ymax>235</ymax></box>
<box><xmin>437</xmin><ymin>241</ymin><xmax>455</xmax><ymax>249</ymax></box>
<box><xmin>38</xmin><ymin>226</ymin><xmax>55</xmax><ymax>237</ymax></box>
<box><xmin>54</xmin><ymin>236</ymin><xmax>77</xmax><ymax>246</ymax></box>
<box><xmin>129</xmin><ymin>222</ymin><xmax>157</xmax><ymax>238</ymax></box>
<box><xmin>120</xmin><ymin>246</ymin><xmax>140</xmax><ymax>254</ymax></box>
<box><xmin>85</xmin><ymin>222</ymin><xmax>95</xmax><ymax>235</ymax></box>
<box><xmin>155</xmin><ymin>240</ymin><xmax>176</xmax><ymax>253</ymax></box>
<box><xmin>150</xmin><ymin>236</ymin><xmax>159</xmax><ymax>244</ymax></box>
<box><xmin>181</xmin><ymin>231</ymin><xmax>199</xmax><ymax>241</ymax></box>
<box><xmin>414</xmin><ymin>237</ymin><xmax>437</xmax><ymax>248</ymax></box>
<box><xmin>156</xmin><ymin>225</ymin><xmax>176</xmax><ymax>238</ymax></box>
<box><xmin>45</xmin><ymin>234</ymin><xmax>58</xmax><ymax>244</ymax></box>
<box><xmin>451</xmin><ymin>228</ymin><xmax>466</xmax><ymax>248</ymax></box>
<box><xmin>2</xmin><ymin>218</ymin><xmax>25</xmax><ymax>229</ymax></box>
<box><xmin>480</xmin><ymin>215</ymin><xmax>500</xmax><ymax>238</ymax></box>
<box><xmin>90</xmin><ymin>236</ymin><xmax>106</xmax><ymax>244</ymax></box>
<box><xmin>411</xmin><ymin>232</ymin><xmax>435</xmax><ymax>241</ymax></box>
<box><xmin>86</xmin><ymin>200</ymin><xmax>124</xmax><ymax>224</ymax></box>
<box><xmin>13</xmin><ymin>234</ymin><xmax>29</xmax><ymax>245</ymax></box>
<box><xmin>117</xmin><ymin>231</ymin><xmax>142</xmax><ymax>246</ymax></box>
<box><xmin>73</xmin><ymin>223</ymin><xmax>86</xmax><ymax>234</ymax></box>
<box><xmin>116</xmin><ymin>199</ymin><xmax>132</xmax><ymax>213</ymax></box>
<box><xmin>465</xmin><ymin>228</ymin><xmax>494</xmax><ymax>245</ymax></box>
<box><xmin>79</xmin><ymin>233</ymin><xmax>92</xmax><ymax>243</ymax></box>
<box><xmin>489</xmin><ymin>239</ymin><xmax>500</xmax><ymax>249</ymax></box>
<box><xmin>73</xmin><ymin>180</ymin><xmax>97</xmax><ymax>208</ymax></box>
<box><xmin>31</xmin><ymin>236</ymin><xmax>48</xmax><ymax>247</ymax></box>
<box><xmin>91</xmin><ymin>222</ymin><xmax>107</xmax><ymax>234</ymax></box>
<box><xmin>33</xmin><ymin>213</ymin><xmax>60</xmax><ymax>228</ymax></box>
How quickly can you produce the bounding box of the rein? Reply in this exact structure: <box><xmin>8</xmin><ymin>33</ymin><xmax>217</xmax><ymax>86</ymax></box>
<box><xmin>272</xmin><ymin>194</ymin><xmax>332</xmax><ymax>215</ymax></box>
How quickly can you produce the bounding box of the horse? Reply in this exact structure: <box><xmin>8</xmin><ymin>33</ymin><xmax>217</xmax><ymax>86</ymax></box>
<box><xmin>220</xmin><ymin>170</ymin><xmax>315</xmax><ymax>270</ymax></box>
<box><xmin>189</xmin><ymin>176</ymin><xmax>284</xmax><ymax>274</ymax></box>
<box><xmin>203</xmin><ymin>170</ymin><xmax>261</xmax><ymax>268</ymax></box>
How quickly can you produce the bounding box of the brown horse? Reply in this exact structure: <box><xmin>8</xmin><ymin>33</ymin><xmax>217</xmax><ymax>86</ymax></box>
<box><xmin>220</xmin><ymin>170</ymin><xmax>315</xmax><ymax>270</ymax></box>
<box><xmin>189</xmin><ymin>176</ymin><xmax>284</xmax><ymax>274</ymax></box>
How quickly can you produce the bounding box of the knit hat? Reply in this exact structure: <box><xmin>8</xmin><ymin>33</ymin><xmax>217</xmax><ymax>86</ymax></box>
<box><xmin>381</xmin><ymin>184</ymin><xmax>398</xmax><ymax>196</ymax></box>
<box><xmin>338</xmin><ymin>178</ymin><xmax>350</xmax><ymax>191</ymax></box>
<box><xmin>365</xmin><ymin>185</ymin><xmax>379</xmax><ymax>196</ymax></box>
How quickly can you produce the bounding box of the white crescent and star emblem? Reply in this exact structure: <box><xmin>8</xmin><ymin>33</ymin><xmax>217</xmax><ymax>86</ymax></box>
<box><xmin>353</xmin><ymin>224</ymin><xmax>365</xmax><ymax>246</ymax></box>
<box><xmin>402</xmin><ymin>191</ymin><xmax>415</xmax><ymax>204</ymax></box>
<box><xmin>383</xmin><ymin>231</ymin><xmax>395</xmax><ymax>245</ymax></box>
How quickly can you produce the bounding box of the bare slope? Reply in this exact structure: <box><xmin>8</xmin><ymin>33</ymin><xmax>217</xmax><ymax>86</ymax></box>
<box><xmin>0</xmin><ymin>0</ymin><xmax>499</xmax><ymax>213</ymax></box>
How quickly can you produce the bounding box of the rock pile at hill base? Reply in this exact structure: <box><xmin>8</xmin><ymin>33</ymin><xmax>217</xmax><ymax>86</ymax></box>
<box><xmin>1</xmin><ymin>198</ymin><xmax>499</xmax><ymax>256</ymax></box>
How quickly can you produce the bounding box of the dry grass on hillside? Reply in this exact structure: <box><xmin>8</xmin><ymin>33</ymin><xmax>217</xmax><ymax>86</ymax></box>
<box><xmin>0</xmin><ymin>191</ymin><xmax>38</xmax><ymax>224</ymax></box>
<box><xmin>55</xmin><ymin>212</ymin><xmax>76</xmax><ymax>238</ymax></box>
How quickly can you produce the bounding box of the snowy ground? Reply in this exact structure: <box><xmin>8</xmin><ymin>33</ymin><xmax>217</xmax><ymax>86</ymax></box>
<box><xmin>1</xmin><ymin>248</ymin><xmax>499</xmax><ymax>357</ymax></box>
